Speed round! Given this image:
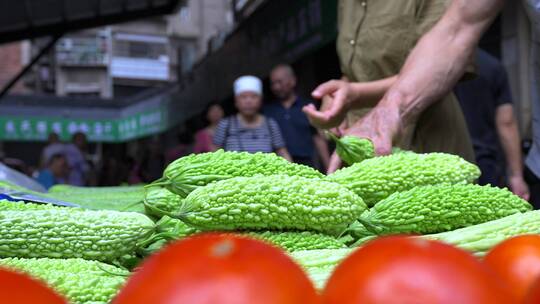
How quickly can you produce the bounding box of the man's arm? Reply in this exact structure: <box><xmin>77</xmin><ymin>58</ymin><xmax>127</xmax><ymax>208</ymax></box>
<box><xmin>303</xmin><ymin>76</ymin><xmax>397</xmax><ymax>129</ymax></box>
<box><xmin>343</xmin><ymin>0</ymin><xmax>504</xmax><ymax>155</ymax></box>
<box><xmin>313</xmin><ymin>132</ymin><xmax>330</xmax><ymax>171</ymax></box>
<box><xmin>496</xmin><ymin>104</ymin><xmax>530</xmax><ymax>200</ymax></box>
<box><xmin>387</xmin><ymin>0</ymin><xmax>504</xmax><ymax>130</ymax></box>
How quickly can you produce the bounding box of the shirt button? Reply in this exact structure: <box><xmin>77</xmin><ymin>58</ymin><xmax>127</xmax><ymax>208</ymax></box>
<box><xmin>361</xmin><ymin>1</ymin><xmax>366</xmax><ymax>6</ymax></box>
<box><xmin>349</xmin><ymin>39</ymin><xmax>355</xmax><ymax>45</ymax></box>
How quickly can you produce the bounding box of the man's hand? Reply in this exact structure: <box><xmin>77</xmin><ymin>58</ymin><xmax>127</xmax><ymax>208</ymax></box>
<box><xmin>327</xmin><ymin>102</ymin><xmax>402</xmax><ymax>173</ymax></box>
<box><xmin>303</xmin><ymin>80</ymin><xmax>352</xmax><ymax>129</ymax></box>
<box><xmin>508</xmin><ymin>175</ymin><xmax>530</xmax><ymax>201</ymax></box>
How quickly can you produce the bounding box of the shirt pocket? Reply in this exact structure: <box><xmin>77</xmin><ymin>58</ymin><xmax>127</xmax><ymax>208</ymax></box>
<box><xmin>359</xmin><ymin>12</ymin><xmax>416</xmax><ymax>76</ymax></box>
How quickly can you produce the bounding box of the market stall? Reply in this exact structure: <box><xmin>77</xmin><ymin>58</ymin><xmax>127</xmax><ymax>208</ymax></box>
<box><xmin>1</xmin><ymin>141</ymin><xmax>539</xmax><ymax>303</ymax></box>
<box><xmin>1</xmin><ymin>0</ymin><xmax>540</xmax><ymax>303</ymax></box>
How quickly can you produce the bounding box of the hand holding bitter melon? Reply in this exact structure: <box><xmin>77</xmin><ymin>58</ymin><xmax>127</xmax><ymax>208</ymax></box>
<box><xmin>327</xmin><ymin>132</ymin><xmax>411</xmax><ymax>166</ymax></box>
<box><xmin>326</xmin><ymin>132</ymin><xmax>375</xmax><ymax>165</ymax></box>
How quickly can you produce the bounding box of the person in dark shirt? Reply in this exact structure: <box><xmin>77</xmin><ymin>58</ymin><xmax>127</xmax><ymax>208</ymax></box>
<box><xmin>454</xmin><ymin>49</ymin><xmax>529</xmax><ymax>200</ymax></box>
<box><xmin>264</xmin><ymin>64</ymin><xmax>330</xmax><ymax>169</ymax></box>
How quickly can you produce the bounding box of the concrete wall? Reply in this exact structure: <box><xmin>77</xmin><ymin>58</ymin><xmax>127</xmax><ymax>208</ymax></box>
<box><xmin>167</xmin><ymin>0</ymin><xmax>232</xmax><ymax>59</ymax></box>
<box><xmin>56</xmin><ymin>67</ymin><xmax>111</xmax><ymax>98</ymax></box>
<box><xmin>0</xmin><ymin>42</ymin><xmax>27</xmax><ymax>94</ymax></box>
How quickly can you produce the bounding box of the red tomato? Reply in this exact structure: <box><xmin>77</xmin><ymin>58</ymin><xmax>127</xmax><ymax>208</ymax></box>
<box><xmin>322</xmin><ymin>236</ymin><xmax>514</xmax><ymax>304</ymax></box>
<box><xmin>0</xmin><ymin>267</ymin><xmax>66</xmax><ymax>303</ymax></box>
<box><xmin>114</xmin><ymin>233</ymin><xmax>320</xmax><ymax>304</ymax></box>
<box><xmin>484</xmin><ymin>234</ymin><xmax>540</xmax><ymax>301</ymax></box>
<box><xmin>524</xmin><ymin>276</ymin><xmax>540</xmax><ymax>304</ymax></box>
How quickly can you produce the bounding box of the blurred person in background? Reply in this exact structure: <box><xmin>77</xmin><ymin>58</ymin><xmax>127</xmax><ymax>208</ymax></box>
<box><xmin>264</xmin><ymin>64</ymin><xmax>330</xmax><ymax>170</ymax></box>
<box><xmin>165</xmin><ymin>131</ymin><xmax>194</xmax><ymax>164</ymax></box>
<box><xmin>98</xmin><ymin>155</ymin><xmax>132</xmax><ymax>186</ymax></box>
<box><xmin>138</xmin><ymin>137</ymin><xmax>166</xmax><ymax>183</ymax></box>
<box><xmin>63</xmin><ymin>132</ymin><xmax>90</xmax><ymax>186</ymax></box>
<box><xmin>194</xmin><ymin>104</ymin><xmax>224</xmax><ymax>153</ymax></box>
<box><xmin>40</xmin><ymin>132</ymin><xmax>64</xmax><ymax>169</ymax></box>
<box><xmin>36</xmin><ymin>153</ymin><xmax>69</xmax><ymax>189</ymax></box>
<box><xmin>214</xmin><ymin>75</ymin><xmax>292</xmax><ymax>161</ymax></box>
<box><xmin>454</xmin><ymin>49</ymin><xmax>529</xmax><ymax>200</ymax></box>
<box><xmin>522</xmin><ymin>0</ymin><xmax>540</xmax><ymax>207</ymax></box>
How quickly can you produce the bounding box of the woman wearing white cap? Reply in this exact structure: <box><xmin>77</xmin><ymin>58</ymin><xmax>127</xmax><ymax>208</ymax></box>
<box><xmin>213</xmin><ymin>75</ymin><xmax>292</xmax><ymax>161</ymax></box>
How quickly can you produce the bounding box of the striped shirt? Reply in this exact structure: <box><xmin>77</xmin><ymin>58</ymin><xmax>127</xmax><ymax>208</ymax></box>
<box><xmin>213</xmin><ymin>115</ymin><xmax>286</xmax><ymax>153</ymax></box>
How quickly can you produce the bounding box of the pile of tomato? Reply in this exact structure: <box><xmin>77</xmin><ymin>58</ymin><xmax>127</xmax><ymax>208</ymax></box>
<box><xmin>5</xmin><ymin>233</ymin><xmax>540</xmax><ymax>304</ymax></box>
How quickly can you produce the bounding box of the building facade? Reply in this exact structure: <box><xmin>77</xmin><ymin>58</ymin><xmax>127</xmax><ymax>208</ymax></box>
<box><xmin>19</xmin><ymin>0</ymin><xmax>232</xmax><ymax>100</ymax></box>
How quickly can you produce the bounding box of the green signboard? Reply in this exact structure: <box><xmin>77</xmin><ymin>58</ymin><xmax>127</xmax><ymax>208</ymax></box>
<box><xmin>117</xmin><ymin>107</ymin><xmax>168</xmax><ymax>141</ymax></box>
<box><xmin>0</xmin><ymin>106</ymin><xmax>167</xmax><ymax>143</ymax></box>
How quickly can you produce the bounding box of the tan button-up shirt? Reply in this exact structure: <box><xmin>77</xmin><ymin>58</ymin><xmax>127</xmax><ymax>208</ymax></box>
<box><xmin>337</xmin><ymin>0</ymin><xmax>475</xmax><ymax>163</ymax></box>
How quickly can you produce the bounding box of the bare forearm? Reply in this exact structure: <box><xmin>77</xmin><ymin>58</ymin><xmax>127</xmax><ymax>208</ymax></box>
<box><xmin>384</xmin><ymin>0</ymin><xmax>504</xmax><ymax>126</ymax></box>
<box><xmin>348</xmin><ymin>76</ymin><xmax>397</xmax><ymax>109</ymax></box>
<box><xmin>497</xmin><ymin>108</ymin><xmax>523</xmax><ymax>177</ymax></box>
<box><xmin>499</xmin><ymin>124</ymin><xmax>523</xmax><ymax>177</ymax></box>
<box><xmin>318</xmin><ymin>76</ymin><xmax>396</xmax><ymax>114</ymax></box>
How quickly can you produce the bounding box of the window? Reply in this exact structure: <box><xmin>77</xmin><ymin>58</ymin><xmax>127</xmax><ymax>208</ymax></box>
<box><xmin>113</xmin><ymin>34</ymin><xmax>168</xmax><ymax>60</ymax></box>
<box><xmin>179</xmin><ymin>6</ymin><xmax>191</xmax><ymax>23</ymax></box>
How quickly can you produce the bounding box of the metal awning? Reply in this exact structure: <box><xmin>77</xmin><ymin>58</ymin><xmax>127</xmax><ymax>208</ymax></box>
<box><xmin>0</xmin><ymin>0</ymin><xmax>182</xmax><ymax>44</ymax></box>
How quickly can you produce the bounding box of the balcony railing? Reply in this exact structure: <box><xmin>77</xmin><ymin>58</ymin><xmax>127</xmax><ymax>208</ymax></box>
<box><xmin>110</xmin><ymin>56</ymin><xmax>169</xmax><ymax>80</ymax></box>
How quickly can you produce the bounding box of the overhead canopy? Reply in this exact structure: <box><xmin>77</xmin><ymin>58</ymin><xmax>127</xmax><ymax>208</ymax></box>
<box><xmin>0</xmin><ymin>0</ymin><xmax>182</xmax><ymax>44</ymax></box>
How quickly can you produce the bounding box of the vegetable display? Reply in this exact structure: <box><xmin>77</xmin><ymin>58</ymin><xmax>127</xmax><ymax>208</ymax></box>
<box><xmin>143</xmin><ymin>186</ymin><xmax>182</xmax><ymax>216</ymax></box>
<box><xmin>322</xmin><ymin>236</ymin><xmax>514</xmax><ymax>304</ymax></box>
<box><xmin>177</xmin><ymin>175</ymin><xmax>366</xmax><ymax>234</ymax></box>
<box><xmin>355</xmin><ymin>184</ymin><xmax>531</xmax><ymax>236</ymax></box>
<box><xmin>422</xmin><ymin>210</ymin><xmax>540</xmax><ymax>254</ymax></box>
<box><xmin>0</xmin><ymin>209</ymin><xmax>154</xmax><ymax>262</ymax></box>
<box><xmin>326</xmin><ymin>152</ymin><xmax>480</xmax><ymax>206</ymax></box>
<box><xmin>244</xmin><ymin>231</ymin><xmax>347</xmax><ymax>252</ymax></box>
<box><xmin>2</xmin><ymin>148</ymin><xmax>539</xmax><ymax>303</ymax></box>
<box><xmin>483</xmin><ymin>235</ymin><xmax>540</xmax><ymax>301</ymax></box>
<box><xmin>0</xmin><ymin>257</ymin><xmax>128</xmax><ymax>304</ymax></box>
<box><xmin>148</xmin><ymin>216</ymin><xmax>346</xmax><ymax>253</ymax></box>
<box><xmin>45</xmin><ymin>186</ymin><xmax>146</xmax><ymax>213</ymax></box>
<box><xmin>0</xmin><ymin>267</ymin><xmax>67</xmax><ymax>304</ymax></box>
<box><xmin>0</xmin><ymin>199</ymin><xmax>74</xmax><ymax>211</ymax></box>
<box><xmin>160</xmin><ymin>149</ymin><xmax>323</xmax><ymax>197</ymax></box>
<box><xmin>289</xmin><ymin>249</ymin><xmax>353</xmax><ymax>289</ymax></box>
<box><xmin>327</xmin><ymin>133</ymin><xmax>374</xmax><ymax>165</ymax></box>
<box><xmin>113</xmin><ymin>234</ymin><xmax>320</xmax><ymax>304</ymax></box>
